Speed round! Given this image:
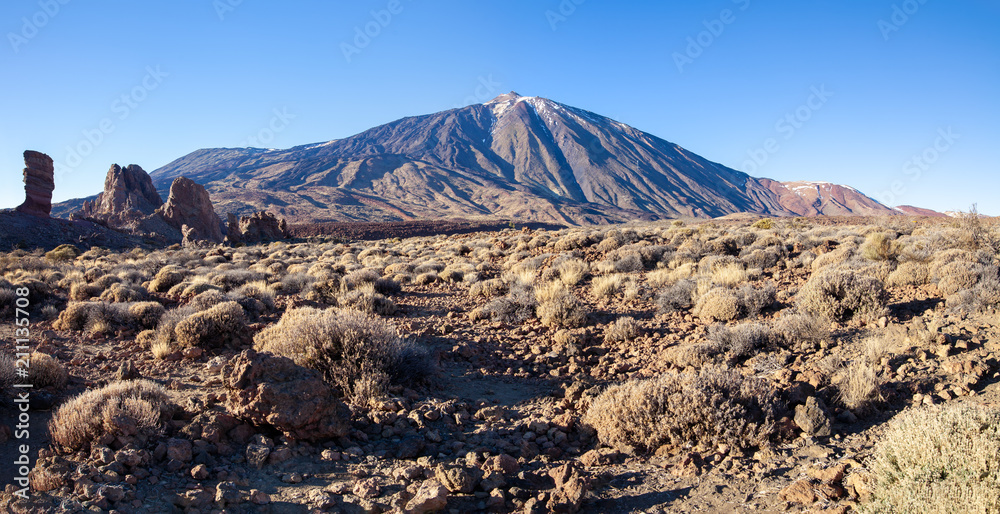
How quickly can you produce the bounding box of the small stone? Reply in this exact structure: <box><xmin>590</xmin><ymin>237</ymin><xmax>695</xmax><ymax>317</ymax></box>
<box><xmin>190</xmin><ymin>464</ymin><xmax>210</xmax><ymax>480</ymax></box>
<box><xmin>794</xmin><ymin>397</ymin><xmax>832</xmax><ymax>437</ymax></box>
<box><xmin>249</xmin><ymin>489</ymin><xmax>270</xmax><ymax>505</ymax></box>
<box><xmin>405</xmin><ymin>479</ymin><xmax>449</xmax><ymax>514</ymax></box>
<box><xmin>352</xmin><ymin>477</ymin><xmax>380</xmax><ymax>498</ymax></box>
<box><xmin>166</xmin><ymin>438</ymin><xmax>193</xmax><ymax>463</ymax></box>
<box><xmin>246</xmin><ymin>444</ymin><xmax>270</xmax><ymax>469</ymax></box>
<box><xmin>215</xmin><ymin>481</ymin><xmax>243</xmax><ymax>507</ymax></box>
<box><xmin>281</xmin><ymin>472</ymin><xmax>303</xmax><ymax>484</ymax></box>
<box><xmin>182</xmin><ymin>347</ymin><xmax>204</xmax><ymax>359</ymax></box>
<box><xmin>780</xmin><ymin>479</ymin><xmax>818</xmax><ymax>504</ymax></box>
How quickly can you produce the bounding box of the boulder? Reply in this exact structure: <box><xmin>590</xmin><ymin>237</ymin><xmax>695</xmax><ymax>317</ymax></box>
<box><xmin>157</xmin><ymin>177</ymin><xmax>223</xmax><ymax>243</ymax></box>
<box><xmin>404</xmin><ymin>479</ymin><xmax>449</xmax><ymax>514</ymax></box>
<box><xmin>794</xmin><ymin>396</ymin><xmax>832</xmax><ymax>437</ymax></box>
<box><xmin>15</xmin><ymin>150</ymin><xmax>54</xmax><ymax>217</ymax></box>
<box><xmin>227</xmin><ymin>211</ymin><xmax>289</xmax><ymax>244</ymax></box>
<box><xmin>222</xmin><ymin>350</ymin><xmax>350</xmax><ymax>441</ymax></box>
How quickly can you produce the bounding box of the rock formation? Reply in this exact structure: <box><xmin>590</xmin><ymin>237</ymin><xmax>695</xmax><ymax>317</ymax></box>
<box><xmin>156</xmin><ymin>177</ymin><xmax>223</xmax><ymax>243</ymax></box>
<box><xmin>80</xmin><ymin>164</ymin><xmax>162</xmax><ymax>223</ymax></box>
<box><xmin>15</xmin><ymin>150</ymin><xmax>55</xmax><ymax>217</ymax></box>
<box><xmin>226</xmin><ymin>211</ymin><xmax>290</xmax><ymax>245</ymax></box>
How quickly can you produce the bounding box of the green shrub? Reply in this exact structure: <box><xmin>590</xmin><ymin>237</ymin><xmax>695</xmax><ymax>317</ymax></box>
<box><xmin>752</xmin><ymin>218</ymin><xmax>773</xmax><ymax>230</ymax></box>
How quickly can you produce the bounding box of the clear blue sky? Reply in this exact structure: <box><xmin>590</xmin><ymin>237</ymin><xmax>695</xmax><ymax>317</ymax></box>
<box><xmin>2</xmin><ymin>0</ymin><xmax>997</xmax><ymax>214</ymax></box>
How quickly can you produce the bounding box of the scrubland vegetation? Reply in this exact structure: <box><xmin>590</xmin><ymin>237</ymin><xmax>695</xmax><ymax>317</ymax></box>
<box><xmin>1</xmin><ymin>213</ymin><xmax>999</xmax><ymax>512</ymax></box>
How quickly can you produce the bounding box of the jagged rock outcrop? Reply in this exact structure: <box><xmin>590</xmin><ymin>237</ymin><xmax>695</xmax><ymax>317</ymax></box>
<box><xmin>79</xmin><ymin>164</ymin><xmax>162</xmax><ymax>224</ymax></box>
<box><xmin>222</xmin><ymin>350</ymin><xmax>350</xmax><ymax>441</ymax></box>
<box><xmin>156</xmin><ymin>177</ymin><xmax>223</xmax><ymax>243</ymax></box>
<box><xmin>226</xmin><ymin>211</ymin><xmax>289</xmax><ymax>245</ymax></box>
<box><xmin>16</xmin><ymin>150</ymin><xmax>54</xmax><ymax>217</ymax></box>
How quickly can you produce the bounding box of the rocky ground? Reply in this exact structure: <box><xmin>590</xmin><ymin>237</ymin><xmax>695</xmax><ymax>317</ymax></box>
<box><xmin>0</xmin><ymin>215</ymin><xmax>998</xmax><ymax>513</ymax></box>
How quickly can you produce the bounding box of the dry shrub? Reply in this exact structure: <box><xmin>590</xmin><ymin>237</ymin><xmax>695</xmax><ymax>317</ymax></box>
<box><xmin>604</xmin><ymin>316</ymin><xmax>640</xmax><ymax>344</ymax></box>
<box><xmin>583</xmin><ymin>366</ymin><xmax>780</xmax><ymax>455</ymax></box>
<box><xmin>645</xmin><ymin>267</ymin><xmax>673</xmax><ymax>289</ymax></box>
<box><xmin>861</xmin><ymin>403</ymin><xmax>1000</xmax><ymax>514</ymax></box>
<box><xmin>28</xmin><ymin>352</ymin><xmax>68</xmax><ymax>389</ymax></box>
<box><xmin>469</xmin><ymin>278</ymin><xmax>506</xmax><ymax>298</ymax></box>
<box><xmin>49</xmin><ymin>380</ymin><xmax>174</xmax><ymax>452</ymax></box>
<box><xmin>136</xmin><ymin>329</ymin><xmax>157</xmax><ymax>349</ymax></box>
<box><xmin>712</xmin><ymin>263</ymin><xmax>748</xmax><ymax>287</ymax></box>
<box><xmin>44</xmin><ymin>244</ymin><xmax>80</xmax><ymax>262</ymax></box>
<box><xmin>174</xmin><ymin>301</ymin><xmax>249</xmax><ymax>349</ymax></box>
<box><xmin>886</xmin><ymin>261</ymin><xmax>929</xmax><ymax>287</ymax></box>
<box><xmin>480</xmin><ymin>280</ymin><xmax>537</xmax><ymax>324</ymax></box>
<box><xmin>797</xmin><ymin>269</ymin><xmax>889</xmax><ymax>322</ymax></box>
<box><xmin>591</xmin><ymin>274</ymin><xmax>625</xmax><ymax>299</ymax></box>
<box><xmin>861</xmin><ymin>232</ymin><xmax>901</xmax><ymax>262</ymax></box>
<box><xmin>254</xmin><ymin>307</ymin><xmax>430</xmax><ymax>402</ymax></box>
<box><xmin>210</xmin><ymin>269</ymin><xmax>268</xmax><ymax>290</ymax></box>
<box><xmin>655</xmin><ymin>279</ymin><xmax>697</xmax><ymax>313</ymax></box>
<box><xmin>834</xmin><ymin>361</ymin><xmax>884</xmax><ymax>412</ymax></box>
<box><xmin>414</xmin><ymin>271</ymin><xmax>438</xmax><ymax>285</ymax></box>
<box><xmin>936</xmin><ymin>261</ymin><xmax>986</xmax><ymax>295</ymax></box>
<box><xmin>534</xmin><ymin>281</ymin><xmax>587</xmax><ymax>329</ymax></box>
<box><xmin>556</xmin><ymin>258</ymin><xmax>589</xmax><ymax>286</ymax></box>
<box><xmin>69</xmin><ymin>282</ymin><xmax>101</xmax><ymax>301</ymax></box>
<box><xmin>708</xmin><ymin>323</ymin><xmax>777</xmax><ymax>363</ymax></box>
<box><xmin>775</xmin><ymin>312</ymin><xmax>829</xmax><ymax>345</ymax></box>
<box><xmin>180</xmin><ymin>281</ymin><xmax>223</xmax><ymax>300</ymax></box>
<box><xmin>338</xmin><ymin>284</ymin><xmax>397</xmax><ymax>316</ymax></box>
<box><xmin>694</xmin><ymin>287</ymin><xmax>740</xmax><ymax>322</ymax></box>
<box><xmin>127</xmin><ymin>302</ymin><xmax>166</xmax><ymax>329</ymax></box>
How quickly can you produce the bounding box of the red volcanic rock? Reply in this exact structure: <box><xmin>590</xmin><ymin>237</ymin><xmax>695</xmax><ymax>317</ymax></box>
<box><xmin>157</xmin><ymin>177</ymin><xmax>223</xmax><ymax>243</ymax></box>
<box><xmin>234</xmin><ymin>211</ymin><xmax>289</xmax><ymax>244</ymax></box>
<box><xmin>80</xmin><ymin>164</ymin><xmax>162</xmax><ymax>222</ymax></box>
<box><xmin>15</xmin><ymin>150</ymin><xmax>54</xmax><ymax>217</ymax></box>
<box><xmin>222</xmin><ymin>350</ymin><xmax>350</xmax><ymax>441</ymax></box>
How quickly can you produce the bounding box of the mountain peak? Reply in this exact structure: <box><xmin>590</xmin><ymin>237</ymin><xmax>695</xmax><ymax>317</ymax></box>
<box><xmin>486</xmin><ymin>91</ymin><xmax>522</xmax><ymax>104</ymax></box>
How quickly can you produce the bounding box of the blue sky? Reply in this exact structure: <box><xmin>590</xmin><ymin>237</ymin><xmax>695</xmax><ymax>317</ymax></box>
<box><xmin>1</xmin><ymin>0</ymin><xmax>997</xmax><ymax>214</ymax></box>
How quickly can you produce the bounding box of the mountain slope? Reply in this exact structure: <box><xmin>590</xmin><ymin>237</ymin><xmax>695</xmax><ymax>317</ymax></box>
<box><xmin>72</xmin><ymin>92</ymin><xmax>896</xmax><ymax>224</ymax></box>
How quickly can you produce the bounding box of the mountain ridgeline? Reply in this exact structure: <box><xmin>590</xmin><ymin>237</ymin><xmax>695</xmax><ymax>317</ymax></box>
<box><xmin>69</xmin><ymin>92</ymin><xmax>896</xmax><ymax>225</ymax></box>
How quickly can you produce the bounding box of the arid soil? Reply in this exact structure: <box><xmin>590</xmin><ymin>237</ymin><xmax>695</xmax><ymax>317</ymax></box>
<box><xmin>1</xmin><ymin>215</ymin><xmax>998</xmax><ymax>513</ymax></box>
